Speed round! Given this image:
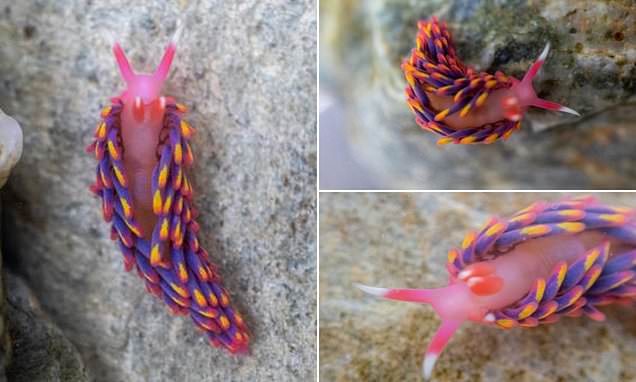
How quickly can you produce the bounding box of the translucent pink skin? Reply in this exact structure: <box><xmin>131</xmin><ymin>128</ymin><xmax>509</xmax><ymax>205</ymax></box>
<box><xmin>358</xmin><ymin>231</ymin><xmax>627</xmax><ymax>379</ymax></box>
<box><xmin>113</xmin><ymin>42</ymin><xmax>175</xmax><ymax>239</ymax></box>
<box><xmin>426</xmin><ymin>43</ymin><xmax>579</xmax><ymax>130</ymax></box>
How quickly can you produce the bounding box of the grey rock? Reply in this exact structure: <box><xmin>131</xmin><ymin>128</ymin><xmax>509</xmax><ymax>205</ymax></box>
<box><xmin>0</xmin><ymin>203</ymin><xmax>9</xmax><ymax>382</ymax></box>
<box><xmin>5</xmin><ymin>272</ymin><xmax>89</xmax><ymax>382</ymax></box>
<box><xmin>320</xmin><ymin>0</ymin><xmax>636</xmax><ymax>189</ymax></box>
<box><xmin>319</xmin><ymin>193</ymin><xmax>636</xmax><ymax>382</ymax></box>
<box><xmin>0</xmin><ymin>1</ymin><xmax>316</xmax><ymax>381</ymax></box>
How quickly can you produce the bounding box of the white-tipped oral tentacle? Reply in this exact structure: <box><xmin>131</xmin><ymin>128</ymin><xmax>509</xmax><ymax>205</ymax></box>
<box><xmin>422</xmin><ymin>319</ymin><xmax>463</xmax><ymax>381</ymax></box>
<box><xmin>422</xmin><ymin>353</ymin><xmax>439</xmax><ymax>381</ymax></box>
<box><xmin>557</xmin><ymin>105</ymin><xmax>581</xmax><ymax>116</ymax></box>
<box><xmin>538</xmin><ymin>42</ymin><xmax>550</xmax><ymax>63</ymax></box>
<box><xmin>530</xmin><ymin>98</ymin><xmax>580</xmax><ymax>117</ymax></box>
<box><xmin>355</xmin><ymin>283</ymin><xmax>389</xmax><ymax>298</ymax></box>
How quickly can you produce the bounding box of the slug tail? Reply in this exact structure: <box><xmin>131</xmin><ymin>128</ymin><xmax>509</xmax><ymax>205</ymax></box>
<box><xmin>423</xmin><ymin>319</ymin><xmax>463</xmax><ymax>380</ymax></box>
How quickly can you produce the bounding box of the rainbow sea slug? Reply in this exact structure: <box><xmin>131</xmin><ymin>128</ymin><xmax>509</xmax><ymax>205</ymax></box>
<box><xmin>86</xmin><ymin>38</ymin><xmax>249</xmax><ymax>353</ymax></box>
<box><xmin>402</xmin><ymin>17</ymin><xmax>580</xmax><ymax>145</ymax></box>
<box><xmin>358</xmin><ymin>196</ymin><xmax>636</xmax><ymax>379</ymax></box>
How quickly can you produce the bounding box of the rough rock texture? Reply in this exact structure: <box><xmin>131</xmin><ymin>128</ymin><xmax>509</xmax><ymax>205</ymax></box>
<box><xmin>0</xmin><ymin>204</ymin><xmax>9</xmax><ymax>382</ymax></box>
<box><xmin>319</xmin><ymin>193</ymin><xmax>636</xmax><ymax>382</ymax></box>
<box><xmin>5</xmin><ymin>272</ymin><xmax>89</xmax><ymax>382</ymax></box>
<box><xmin>320</xmin><ymin>0</ymin><xmax>636</xmax><ymax>189</ymax></box>
<box><xmin>0</xmin><ymin>1</ymin><xmax>316</xmax><ymax>381</ymax></box>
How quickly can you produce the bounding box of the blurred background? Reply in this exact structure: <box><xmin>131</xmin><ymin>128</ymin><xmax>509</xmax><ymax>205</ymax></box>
<box><xmin>319</xmin><ymin>192</ymin><xmax>636</xmax><ymax>381</ymax></box>
<box><xmin>320</xmin><ymin>0</ymin><xmax>636</xmax><ymax>190</ymax></box>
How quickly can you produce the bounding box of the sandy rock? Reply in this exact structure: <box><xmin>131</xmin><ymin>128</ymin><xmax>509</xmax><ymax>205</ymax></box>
<box><xmin>319</xmin><ymin>193</ymin><xmax>636</xmax><ymax>381</ymax></box>
<box><xmin>5</xmin><ymin>272</ymin><xmax>89</xmax><ymax>382</ymax></box>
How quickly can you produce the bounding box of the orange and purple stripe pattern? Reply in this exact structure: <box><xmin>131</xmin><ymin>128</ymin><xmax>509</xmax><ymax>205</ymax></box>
<box><xmin>86</xmin><ymin>99</ymin><xmax>249</xmax><ymax>353</ymax></box>
<box><xmin>446</xmin><ymin>196</ymin><xmax>636</xmax><ymax>328</ymax></box>
<box><xmin>403</xmin><ymin>17</ymin><xmax>519</xmax><ymax>144</ymax></box>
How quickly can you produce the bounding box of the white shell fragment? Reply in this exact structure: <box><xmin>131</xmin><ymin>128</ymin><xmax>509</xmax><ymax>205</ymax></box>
<box><xmin>0</xmin><ymin>108</ymin><xmax>23</xmax><ymax>188</ymax></box>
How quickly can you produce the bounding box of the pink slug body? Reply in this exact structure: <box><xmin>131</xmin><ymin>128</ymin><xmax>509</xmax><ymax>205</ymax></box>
<box><xmin>403</xmin><ymin>17</ymin><xmax>579</xmax><ymax>144</ymax></box>
<box><xmin>87</xmin><ymin>40</ymin><xmax>249</xmax><ymax>352</ymax></box>
<box><xmin>114</xmin><ymin>43</ymin><xmax>173</xmax><ymax>239</ymax></box>
<box><xmin>357</xmin><ymin>197</ymin><xmax>636</xmax><ymax>379</ymax></box>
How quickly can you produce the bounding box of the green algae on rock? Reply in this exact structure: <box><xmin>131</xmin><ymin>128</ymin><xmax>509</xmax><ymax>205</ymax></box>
<box><xmin>320</xmin><ymin>0</ymin><xmax>636</xmax><ymax>189</ymax></box>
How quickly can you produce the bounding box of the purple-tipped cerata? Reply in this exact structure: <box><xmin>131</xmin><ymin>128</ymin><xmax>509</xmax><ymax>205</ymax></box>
<box><xmin>357</xmin><ymin>196</ymin><xmax>636</xmax><ymax>379</ymax></box>
<box><xmin>86</xmin><ymin>40</ymin><xmax>248</xmax><ymax>353</ymax></box>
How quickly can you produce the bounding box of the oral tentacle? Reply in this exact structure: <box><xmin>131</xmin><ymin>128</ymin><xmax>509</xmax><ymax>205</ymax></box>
<box><xmin>355</xmin><ymin>283</ymin><xmax>436</xmax><ymax>304</ymax></box>
<box><xmin>530</xmin><ymin>98</ymin><xmax>581</xmax><ymax>116</ymax></box>
<box><xmin>422</xmin><ymin>319</ymin><xmax>463</xmax><ymax>380</ymax></box>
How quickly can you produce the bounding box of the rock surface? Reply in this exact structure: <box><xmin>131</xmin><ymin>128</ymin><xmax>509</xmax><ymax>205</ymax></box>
<box><xmin>5</xmin><ymin>272</ymin><xmax>89</xmax><ymax>382</ymax></box>
<box><xmin>319</xmin><ymin>193</ymin><xmax>636</xmax><ymax>382</ymax></box>
<box><xmin>0</xmin><ymin>1</ymin><xmax>316</xmax><ymax>381</ymax></box>
<box><xmin>320</xmin><ymin>0</ymin><xmax>636</xmax><ymax>189</ymax></box>
<box><xmin>0</xmin><ymin>204</ymin><xmax>9</xmax><ymax>382</ymax></box>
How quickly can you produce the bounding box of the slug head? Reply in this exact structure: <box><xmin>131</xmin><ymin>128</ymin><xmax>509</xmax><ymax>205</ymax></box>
<box><xmin>113</xmin><ymin>42</ymin><xmax>175</xmax><ymax>120</ymax></box>
<box><xmin>357</xmin><ymin>262</ymin><xmax>509</xmax><ymax>380</ymax></box>
<box><xmin>501</xmin><ymin>42</ymin><xmax>580</xmax><ymax>121</ymax></box>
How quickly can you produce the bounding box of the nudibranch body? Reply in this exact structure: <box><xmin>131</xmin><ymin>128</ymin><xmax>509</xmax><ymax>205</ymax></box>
<box><xmin>358</xmin><ymin>197</ymin><xmax>636</xmax><ymax>379</ymax></box>
<box><xmin>86</xmin><ymin>40</ymin><xmax>249</xmax><ymax>353</ymax></box>
<box><xmin>403</xmin><ymin>17</ymin><xmax>580</xmax><ymax>145</ymax></box>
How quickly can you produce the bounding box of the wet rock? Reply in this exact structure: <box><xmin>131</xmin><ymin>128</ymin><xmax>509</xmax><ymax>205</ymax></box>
<box><xmin>321</xmin><ymin>0</ymin><xmax>636</xmax><ymax>189</ymax></box>
<box><xmin>319</xmin><ymin>193</ymin><xmax>636</xmax><ymax>381</ymax></box>
<box><xmin>5</xmin><ymin>272</ymin><xmax>89</xmax><ymax>382</ymax></box>
<box><xmin>0</xmin><ymin>1</ymin><xmax>316</xmax><ymax>381</ymax></box>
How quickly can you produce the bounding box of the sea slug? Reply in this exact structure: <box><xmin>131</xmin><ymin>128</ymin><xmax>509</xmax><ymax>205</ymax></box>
<box><xmin>402</xmin><ymin>17</ymin><xmax>579</xmax><ymax>144</ymax></box>
<box><xmin>358</xmin><ymin>196</ymin><xmax>636</xmax><ymax>379</ymax></box>
<box><xmin>86</xmin><ymin>39</ymin><xmax>249</xmax><ymax>353</ymax></box>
